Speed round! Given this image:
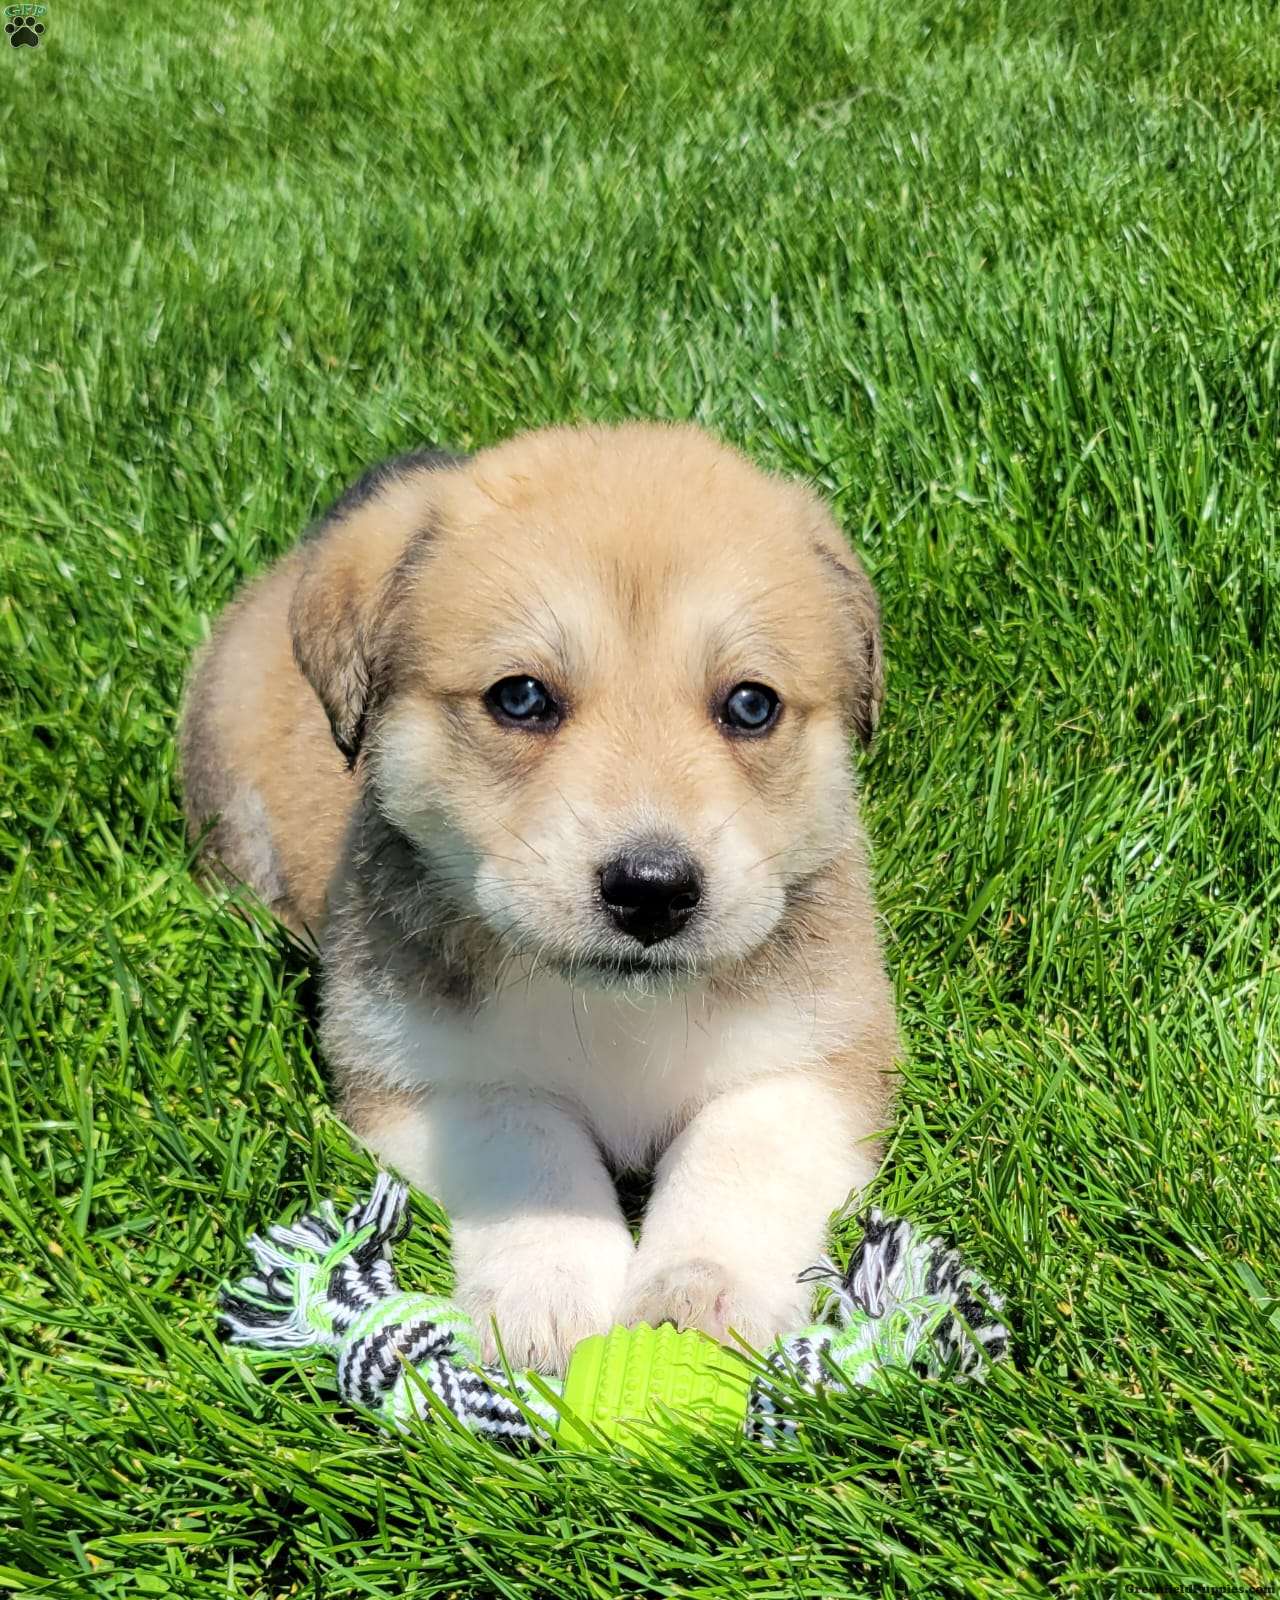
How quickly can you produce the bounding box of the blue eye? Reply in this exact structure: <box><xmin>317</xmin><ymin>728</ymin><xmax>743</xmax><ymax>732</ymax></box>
<box><xmin>485</xmin><ymin>675</ymin><xmax>560</xmax><ymax>728</ymax></box>
<box><xmin>720</xmin><ymin>682</ymin><xmax>780</xmax><ymax>734</ymax></box>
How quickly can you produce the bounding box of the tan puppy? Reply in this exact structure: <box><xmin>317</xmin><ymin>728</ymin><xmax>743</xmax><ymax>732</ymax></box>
<box><xmin>181</xmin><ymin>423</ymin><xmax>899</xmax><ymax>1372</ymax></box>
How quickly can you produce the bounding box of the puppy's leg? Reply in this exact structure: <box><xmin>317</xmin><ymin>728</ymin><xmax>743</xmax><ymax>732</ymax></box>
<box><xmin>621</xmin><ymin>1072</ymin><xmax>881</xmax><ymax>1350</ymax></box>
<box><xmin>351</xmin><ymin>1086</ymin><xmax>634</xmax><ymax>1373</ymax></box>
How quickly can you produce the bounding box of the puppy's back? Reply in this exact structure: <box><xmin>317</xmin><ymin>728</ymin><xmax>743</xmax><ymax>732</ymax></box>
<box><xmin>179</xmin><ymin>552</ymin><xmax>342</xmax><ymax>936</ymax></box>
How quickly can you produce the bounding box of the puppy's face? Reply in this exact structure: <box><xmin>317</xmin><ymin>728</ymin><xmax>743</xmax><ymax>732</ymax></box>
<box><xmin>314</xmin><ymin>426</ymin><xmax>882</xmax><ymax>985</ymax></box>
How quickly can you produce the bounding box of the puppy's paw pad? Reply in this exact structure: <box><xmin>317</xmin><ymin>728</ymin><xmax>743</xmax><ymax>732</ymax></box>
<box><xmin>621</xmin><ymin>1258</ymin><xmax>799</xmax><ymax>1349</ymax></box>
<box><xmin>621</xmin><ymin>1257</ymin><xmax>721</xmax><ymax>1332</ymax></box>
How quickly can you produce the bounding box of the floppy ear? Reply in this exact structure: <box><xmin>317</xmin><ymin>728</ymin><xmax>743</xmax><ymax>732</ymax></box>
<box><xmin>815</xmin><ymin>542</ymin><xmax>884</xmax><ymax>746</ymax></box>
<box><xmin>290</xmin><ymin>532</ymin><xmax>393</xmax><ymax>766</ymax></box>
<box><xmin>289</xmin><ymin>454</ymin><xmax>459</xmax><ymax>766</ymax></box>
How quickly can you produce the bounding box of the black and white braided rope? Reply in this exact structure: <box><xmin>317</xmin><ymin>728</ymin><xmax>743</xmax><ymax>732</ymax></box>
<box><xmin>745</xmin><ymin>1209</ymin><xmax>1009</xmax><ymax>1441</ymax></box>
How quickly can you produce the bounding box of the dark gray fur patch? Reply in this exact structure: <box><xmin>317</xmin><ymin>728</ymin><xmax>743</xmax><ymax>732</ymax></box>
<box><xmin>321</xmin><ymin>788</ymin><xmax>493</xmax><ymax>1014</ymax></box>
<box><xmin>303</xmin><ymin>448</ymin><xmax>470</xmax><ymax>543</ymax></box>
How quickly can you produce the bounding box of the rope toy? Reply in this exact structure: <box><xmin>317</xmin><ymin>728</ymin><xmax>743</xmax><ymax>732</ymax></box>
<box><xmin>220</xmin><ymin>1174</ymin><xmax>1009</xmax><ymax>1449</ymax></box>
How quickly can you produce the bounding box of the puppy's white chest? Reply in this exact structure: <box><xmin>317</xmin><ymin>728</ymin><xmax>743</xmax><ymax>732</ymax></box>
<box><xmin>382</xmin><ymin>973</ymin><xmax>826</xmax><ymax>1168</ymax></box>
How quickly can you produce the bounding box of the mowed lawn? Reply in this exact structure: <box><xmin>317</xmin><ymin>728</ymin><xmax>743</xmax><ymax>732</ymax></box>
<box><xmin>4</xmin><ymin>0</ymin><xmax>1280</xmax><ymax>1593</ymax></box>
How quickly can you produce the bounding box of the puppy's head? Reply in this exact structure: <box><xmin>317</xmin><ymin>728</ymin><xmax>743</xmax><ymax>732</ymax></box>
<box><xmin>292</xmin><ymin>425</ymin><xmax>882</xmax><ymax>985</ymax></box>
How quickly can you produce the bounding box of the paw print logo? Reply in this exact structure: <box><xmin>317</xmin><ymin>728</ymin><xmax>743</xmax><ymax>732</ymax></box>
<box><xmin>5</xmin><ymin>5</ymin><xmax>47</xmax><ymax>47</ymax></box>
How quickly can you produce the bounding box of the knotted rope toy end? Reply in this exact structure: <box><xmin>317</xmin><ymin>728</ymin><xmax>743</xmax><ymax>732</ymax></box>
<box><xmin>221</xmin><ymin>1174</ymin><xmax>557</xmax><ymax>1438</ymax></box>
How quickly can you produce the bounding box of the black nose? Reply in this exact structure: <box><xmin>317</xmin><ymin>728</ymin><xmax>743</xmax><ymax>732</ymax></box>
<box><xmin>599</xmin><ymin>845</ymin><xmax>703</xmax><ymax>946</ymax></box>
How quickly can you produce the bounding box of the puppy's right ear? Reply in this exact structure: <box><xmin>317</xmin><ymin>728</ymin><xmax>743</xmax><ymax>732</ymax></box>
<box><xmin>290</xmin><ymin>532</ymin><xmax>394</xmax><ymax>767</ymax></box>
<box><xmin>289</xmin><ymin>458</ymin><xmax>455</xmax><ymax>766</ymax></box>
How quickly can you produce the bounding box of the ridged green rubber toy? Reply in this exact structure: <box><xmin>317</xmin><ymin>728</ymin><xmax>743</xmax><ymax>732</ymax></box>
<box><xmin>557</xmin><ymin>1322</ymin><xmax>754</xmax><ymax>1449</ymax></box>
<box><xmin>221</xmin><ymin>1175</ymin><xmax>1010</xmax><ymax>1449</ymax></box>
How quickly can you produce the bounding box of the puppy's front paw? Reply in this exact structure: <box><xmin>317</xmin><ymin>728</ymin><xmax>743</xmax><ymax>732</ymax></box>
<box><xmin>620</xmin><ymin>1257</ymin><xmax>810</xmax><ymax>1351</ymax></box>
<box><xmin>454</xmin><ymin>1225</ymin><xmax>634</xmax><ymax>1375</ymax></box>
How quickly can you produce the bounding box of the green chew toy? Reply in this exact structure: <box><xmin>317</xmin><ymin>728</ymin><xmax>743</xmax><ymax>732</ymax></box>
<box><xmin>220</xmin><ymin>1175</ymin><xmax>1009</xmax><ymax>1449</ymax></box>
<box><xmin>558</xmin><ymin>1322</ymin><xmax>754</xmax><ymax>1449</ymax></box>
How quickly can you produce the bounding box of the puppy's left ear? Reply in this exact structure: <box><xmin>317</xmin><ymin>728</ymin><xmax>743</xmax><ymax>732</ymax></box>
<box><xmin>815</xmin><ymin>542</ymin><xmax>884</xmax><ymax>745</ymax></box>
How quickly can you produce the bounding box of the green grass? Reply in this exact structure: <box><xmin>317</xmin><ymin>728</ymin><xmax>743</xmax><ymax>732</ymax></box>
<box><xmin>4</xmin><ymin>0</ymin><xmax>1280</xmax><ymax>1592</ymax></box>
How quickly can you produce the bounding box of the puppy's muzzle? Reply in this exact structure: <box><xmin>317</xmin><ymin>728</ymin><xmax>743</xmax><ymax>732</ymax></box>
<box><xmin>599</xmin><ymin>843</ymin><xmax>702</xmax><ymax>947</ymax></box>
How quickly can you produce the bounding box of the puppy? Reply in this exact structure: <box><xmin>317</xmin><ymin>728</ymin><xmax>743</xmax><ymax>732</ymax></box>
<box><xmin>181</xmin><ymin>423</ymin><xmax>899</xmax><ymax>1372</ymax></box>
